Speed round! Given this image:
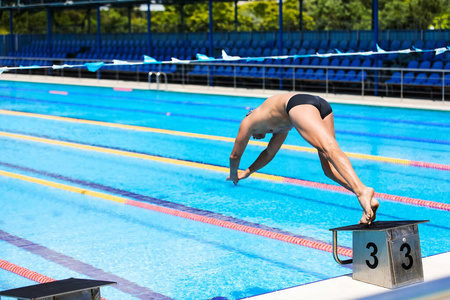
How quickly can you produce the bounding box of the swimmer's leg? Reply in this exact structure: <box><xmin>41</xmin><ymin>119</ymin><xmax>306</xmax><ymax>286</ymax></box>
<box><xmin>289</xmin><ymin>105</ymin><xmax>379</xmax><ymax>224</ymax></box>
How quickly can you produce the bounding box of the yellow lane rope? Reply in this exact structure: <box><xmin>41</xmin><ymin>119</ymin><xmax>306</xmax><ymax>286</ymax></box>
<box><xmin>0</xmin><ymin>109</ymin><xmax>413</xmax><ymax>165</ymax></box>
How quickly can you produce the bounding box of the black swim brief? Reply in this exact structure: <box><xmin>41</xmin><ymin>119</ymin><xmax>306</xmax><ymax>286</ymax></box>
<box><xmin>286</xmin><ymin>94</ymin><xmax>333</xmax><ymax>119</ymax></box>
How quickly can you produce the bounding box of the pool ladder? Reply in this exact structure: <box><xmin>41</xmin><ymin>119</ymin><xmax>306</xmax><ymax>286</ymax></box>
<box><xmin>148</xmin><ymin>72</ymin><xmax>168</xmax><ymax>90</ymax></box>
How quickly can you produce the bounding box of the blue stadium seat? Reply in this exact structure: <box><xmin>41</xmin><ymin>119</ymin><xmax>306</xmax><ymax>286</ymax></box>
<box><xmin>390</xmin><ymin>40</ymin><xmax>401</xmax><ymax>51</ymax></box>
<box><xmin>304</xmin><ymin>68</ymin><xmax>315</xmax><ymax>80</ymax></box>
<box><xmin>319</xmin><ymin>58</ymin><xmax>330</xmax><ymax>67</ymax></box>
<box><xmin>310</xmin><ymin>40</ymin><xmax>319</xmax><ymax>51</ymax></box>
<box><xmin>432</xmin><ymin>61</ymin><xmax>443</xmax><ymax>70</ymax></box>
<box><xmin>407</xmin><ymin>60</ymin><xmax>419</xmax><ymax>69</ymax></box>
<box><xmin>350</xmin><ymin>59</ymin><xmax>361</xmax><ymax>68</ymax></box>
<box><xmin>329</xmin><ymin>69</ymin><xmax>345</xmax><ymax>81</ymax></box>
<box><xmin>330</xmin><ymin>58</ymin><xmax>340</xmax><ymax>67</ymax></box>
<box><xmin>319</xmin><ymin>40</ymin><xmax>329</xmax><ymax>50</ymax></box>
<box><xmin>421</xmin><ymin>51</ymin><xmax>434</xmax><ymax>62</ymax></box>
<box><xmin>288</xmin><ymin>40</ymin><xmax>299</xmax><ymax>50</ymax></box>
<box><xmin>301</xmin><ymin>40</ymin><xmax>311</xmax><ymax>50</ymax></box>
<box><xmin>295</xmin><ymin>68</ymin><xmax>305</xmax><ymax>79</ymax></box>
<box><xmin>349</xmin><ymin>40</ymin><xmax>358</xmax><ymax>51</ymax></box>
<box><xmin>422</xmin><ymin>73</ymin><xmax>441</xmax><ymax>86</ymax></box>
<box><xmin>435</xmin><ymin>40</ymin><xmax>448</xmax><ymax>48</ymax></box>
<box><xmin>288</xmin><ymin>48</ymin><xmax>298</xmax><ymax>56</ymax></box>
<box><xmin>445</xmin><ymin>73</ymin><xmax>450</xmax><ymax>86</ymax></box>
<box><xmin>361</xmin><ymin>59</ymin><xmax>372</xmax><ymax>68</ymax></box>
<box><xmin>328</xmin><ymin>40</ymin><xmax>338</xmax><ymax>50</ymax></box>
<box><xmin>310</xmin><ymin>57</ymin><xmax>320</xmax><ymax>66</ymax></box>
<box><xmin>410</xmin><ymin>73</ymin><xmax>427</xmax><ymax>85</ymax></box>
<box><xmin>342</xmin><ymin>70</ymin><xmax>357</xmax><ymax>82</ymax></box>
<box><xmin>314</xmin><ymin>69</ymin><xmax>326</xmax><ymax>81</ymax></box>
<box><xmin>403</xmin><ymin>72</ymin><xmax>415</xmax><ymax>84</ymax></box>
<box><xmin>265</xmin><ymin>67</ymin><xmax>277</xmax><ymax>78</ymax></box>
<box><xmin>413</xmin><ymin>40</ymin><xmax>424</xmax><ymax>50</ymax></box>
<box><xmin>424</xmin><ymin>40</ymin><xmax>436</xmax><ymax>50</ymax></box>
<box><xmin>300</xmin><ymin>58</ymin><xmax>310</xmax><ymax>66</ymax></box>
<box><xmin>239</xmin><ymin>66</ymin><xmax>250</xmax><ymax>77</ymax></box>
<box><xmin>254</xmin><ymin>48</ymin><xmax>263</xmax><ymax>57</ymax></box>
<box><xmin>338</xmin><ymin>40</ymin><xmax>349</xmax><ymax>52</ymax></box>
<box><xmin>379</xmin><ymin>40</ymin><xmax>390</xmax><ymax>51</ymax></box>
<box><xmin>282</xmin><ymin>67</ymin><xmax>294</xmax><ymax>79</ymax></box>
<box><xmin>419</xmin><ymin>61</ymin><xmax>431</xmax><ymax>69</ymax></box>
<box><xmin>340</xmin><ymin>59</ymin><xmax>350</xmax><ymax>67</ymax></box>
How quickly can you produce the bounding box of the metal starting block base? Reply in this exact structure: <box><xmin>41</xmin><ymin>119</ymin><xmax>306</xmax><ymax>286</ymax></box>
<box><xmin>330</xmin><ymin>220</ymin><xmax>429</xmax><ymax>289</ymax></box>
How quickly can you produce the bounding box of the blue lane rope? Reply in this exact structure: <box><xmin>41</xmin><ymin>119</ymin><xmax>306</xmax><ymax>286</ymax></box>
<box><xmin>1</xmin><ymin>44</ymin><xmax>449</xmax><ymax>74</ymax></box>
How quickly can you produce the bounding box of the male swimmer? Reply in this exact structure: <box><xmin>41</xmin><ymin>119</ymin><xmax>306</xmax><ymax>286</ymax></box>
<box><xmin>227</xmin><ymin>92</ymin><xmax>379</xmax><ymax>225</ymax></box>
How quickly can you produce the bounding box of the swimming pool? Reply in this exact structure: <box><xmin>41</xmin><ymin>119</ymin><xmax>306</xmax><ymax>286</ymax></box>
<box><xmin>0</xmin><ymin>80</ymin><xmax>449</xmax><ymax>300</ymax></box>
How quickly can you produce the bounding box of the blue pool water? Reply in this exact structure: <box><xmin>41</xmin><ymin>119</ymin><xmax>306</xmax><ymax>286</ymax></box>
<box><xmin>0</xmin><ymin>80</ymin><xmax>449</xmax><ymax>300</ymax></box>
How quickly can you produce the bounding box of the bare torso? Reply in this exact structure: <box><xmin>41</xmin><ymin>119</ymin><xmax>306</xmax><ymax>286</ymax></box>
<box><xmin>247</xmin><ymin>92</ymin><xmax>298</xmax><ymax>135</ymax></box>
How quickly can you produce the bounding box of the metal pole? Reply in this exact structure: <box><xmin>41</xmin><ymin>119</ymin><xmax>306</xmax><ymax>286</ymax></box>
<box><xmin>299</xmin><ymin>0</ymin><xmax>303</xmax><ymax>32</ymax></box>
<box><xmin>147</xmin><ymin>2</ymin><xmax>152</xmax><ymax>54</ymax></box>
<box><xmin>278</xmin><ymin>0</ymin><xmax>283</xmax><ymax>53</ymax></box>
<box><xmin>208</xmin><ymin>0</ymin><xmax>213</xmax><ymax>57</ymax></box>
<box><xmin>47</xmin><ymin>8</ymin><xmax>53</xmax><ymax>56</ymax></box>
<box><xmin>9</xmin><ymin>10</ymin><xmax>14</xmax><ymax>55</ymax></box>
<box><xmin>128</xmin><ymin>6</ymin><xmax>132</xmax><ymax>34</ymax></box>
<box><xmin>373</xmin><ymin>0</ymin><xmax>379</xmax><ymax>96</ymax></box>
<box><xmin>279</xmin><ymin>0</ymin><xmax>283</xmax><ymax>90</ymax></box>
<box><xmin>234</xmin><ymin>0</ymin><xmax>238</xmax><ymax>32</ymax></box>
<box><xmin>96</xmin><ymin>6</ymin><xmax>101</xmax><ymax>58</ymax></box>
<box><xmin>180</xmin><ymin>4</ymin><xmax>184</xmax><ymax>33</ymax></box>
<box><xmin>208</xmin><ymin>0</ymin><xmax>214</xmax><ymax>86</ymax></box>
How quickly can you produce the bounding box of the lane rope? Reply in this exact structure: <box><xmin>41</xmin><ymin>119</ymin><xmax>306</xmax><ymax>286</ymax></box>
<box><xmin>0</xmin><ymin>259</ymin><xmax>108</xmax><ymax>300</ymax></box>
<box><xmin>1</xmin><ymin>130</ymin><xmax>449</xmax><ymax>212</ymax></box>
<box><xmin>1</xmin><ymin>109</ymin><xmax>448</xmax><ymax>171</ymax></box>
<box><xmin>0</xmin><ymin>169</ymin><xmax>352</xmax><ymax>257</ymax></box>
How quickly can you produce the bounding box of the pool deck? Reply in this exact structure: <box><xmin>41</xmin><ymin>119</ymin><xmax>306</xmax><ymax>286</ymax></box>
<box><xmin>244</xmin><ymin>252</ymin><xmax>450</xmax><ymax>300</ymax></box>
<box><xmin>2</xmin><ymin>74</ymin><xmax>450</xmax><ymax>299</ymax></box>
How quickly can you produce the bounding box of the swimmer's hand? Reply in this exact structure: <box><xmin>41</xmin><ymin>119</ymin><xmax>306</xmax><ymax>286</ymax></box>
<box><xmin>226</xmin><ymin>175</ymin><xmax>239</xmax><ymax>185</ymax></box>
<box><xmin>226</xmin><ymin>169</ymin><xmax>251</xmax><ymax>185</ymax></box>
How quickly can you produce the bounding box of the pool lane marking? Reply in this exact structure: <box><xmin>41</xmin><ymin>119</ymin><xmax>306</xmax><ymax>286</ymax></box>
<box><xmin>1</xmin><ymin>131</ymin><xmax>449</xmax><ymax>213</ymax></box>
<box><xmin>0</xmin><ymin>170</ymin><xmax>353</xmax><ymax>258</ymax></box>
<box><xmin>0</xmin><ymin>230</ymin><xmax>173</xmax><ymax>300</ymax></box>
<box><xmin>1</xmin><ymin>109</ymin><xmax>449</xmax><ymax>171</ymax></box>
<box><xmin>1</xmin><ymin>160</ymin><xmax>341</xmax><ymax>252</ymax></box>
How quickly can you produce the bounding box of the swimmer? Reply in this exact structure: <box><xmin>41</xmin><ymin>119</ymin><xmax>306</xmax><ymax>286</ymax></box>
<box><xmin>227</xmin><ymin>93</ymin><xmax>379</xmax><ymax>225</ymax></box>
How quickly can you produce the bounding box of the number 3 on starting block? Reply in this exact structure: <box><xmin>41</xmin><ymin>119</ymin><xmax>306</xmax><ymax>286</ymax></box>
<box><xmin>330</xmin><ymin>220</ymin><xmax>429</xmax><ymax>289</ymax></box>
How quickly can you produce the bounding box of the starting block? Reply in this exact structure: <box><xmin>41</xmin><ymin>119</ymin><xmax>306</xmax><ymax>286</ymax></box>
<box><xmin>330</xmin><ymin>220</ymin><xmax>429</xmax><ymax>289</ymax></box>
<box><xmin>0</xmin><ymin>278</ymin><xmax>116</xmax><ymax>300</ymax></box>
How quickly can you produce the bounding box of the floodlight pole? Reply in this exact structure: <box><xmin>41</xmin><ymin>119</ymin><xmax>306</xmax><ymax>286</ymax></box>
<box><xmin>96</xmin><ymin>6</ymin><xmax>101</xmax><ymax>58</ymax></box>
<box><xmin>234</xmin><ymin>0</ymin><xmax>238</xmax><ymax>32</ymax></box>
<box><xmin>279</xmin><ymin>0</ymin><xmax>283</xmax><ymax>90</ymax></box>
<box><xmin>373</xmin><ymin>0</ymin><xmax>379</xmax><ymax>96</ymax></box>
<box><xmin>9</xmin><ymin>10</ymin><xmax>14</xmax><ymax>55</ymax></box>
<box><xmin>208</xmin><ymin>0</ymin><xmax>213</xmax><ymax>58</ymax></box>
<box><xmin>147</xmin><ymin>2</ymin><xmax>152</xmax><ymax>53</ymax></box>
<box><xmin>46</xmin><ymin>8</ymin><xmax>53</xmax><ymax>56</ymax></box>
<box><xmin>208</xmin><ymin>0</ymin><xmax>213</xmax><ymax>86</ymax></box>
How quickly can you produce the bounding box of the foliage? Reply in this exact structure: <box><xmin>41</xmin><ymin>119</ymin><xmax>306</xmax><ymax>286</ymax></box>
<box><xmin>0</xmin><ymin>0</ymin><xmax>449</xmax><ymax>34</ymax></box>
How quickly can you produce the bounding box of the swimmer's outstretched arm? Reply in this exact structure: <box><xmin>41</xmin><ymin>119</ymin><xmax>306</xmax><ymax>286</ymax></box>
<box><xmin>228</xmin><ymin>120</ymin><xmax>252</xmax><ymax>185</ymax></box>
<box><xmin>241</xmin><ymin>133</ymin><xmax>288</xmax><ymax>179</ymax></box>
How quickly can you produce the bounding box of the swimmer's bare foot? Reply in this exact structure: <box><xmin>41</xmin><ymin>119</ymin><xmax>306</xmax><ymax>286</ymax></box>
<box><xmin>357</xmin><ymin>187</ymin><xmax>379</xmax><ymax>225</ymax></box>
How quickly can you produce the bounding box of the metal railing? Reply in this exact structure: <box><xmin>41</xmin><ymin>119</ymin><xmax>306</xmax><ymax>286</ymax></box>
<box><xmin>1</xmin><ymin>56</ymin><xmax>449</xmax><ymax>101</ymax></box>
